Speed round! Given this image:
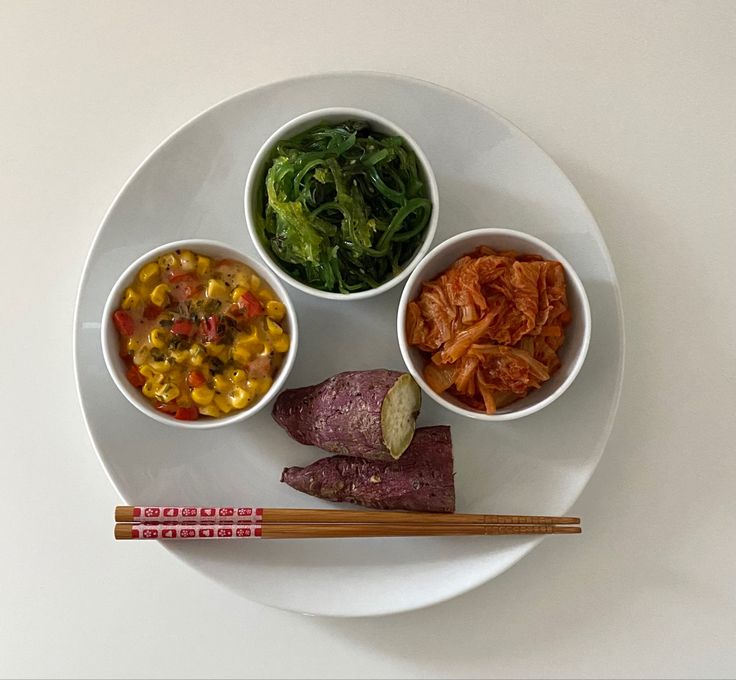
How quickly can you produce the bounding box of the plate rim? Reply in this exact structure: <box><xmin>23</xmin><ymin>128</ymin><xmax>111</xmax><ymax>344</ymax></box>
<box><xmin>73</xmin><ymin>70</ymin><xmax>625</xmax><ymax>617</ymax></box>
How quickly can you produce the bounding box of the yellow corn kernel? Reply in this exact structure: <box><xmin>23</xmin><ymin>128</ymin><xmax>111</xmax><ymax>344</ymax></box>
<box><xmin>198</xmin><ymin>403</ymin><xmax>222</xmax><ymax>418</ymax></box>
<box><xmin>149</xmin><ymin>327</ymin><xmax>167</xmax><ymax>348</ymax></box>
<box><xmin>206</xmin><ymin>278</ymin><xmax>228</xmax><ymax>299</ymax></box>
<box><xmin>157</xmin><ymin>253</ymin><xmax>179</xmax><ymax>271</ymax></box>
<box><xmin>155</xmin><ymin>382</ymin><xmax>180</xmax><ymax>403</ymax></box>
<box><xmin>196</xmin><ymin>255</ymin><xmax>211</xmax><ymax>277</ymax></box>
<box><xmin>257</xmin><ymin>289</ymin><xmax>271</xmax><ymax>302</ymax></box>
<box><xmin>266</xmin><ymin>318</ymin><xmax>283</xmax><ymax>337</ymax></box>
<box><xmin>249</xmin><ymin>274</ymin><xmax>260</xmax><ymax>290</ymax></box>
<box><xmin>229</xmin><ymin>386</ymin><xmax>252</xmax><ymax>409</ymax></box>
<box><xmin>241</xmin><ymin>342</ymin><xmax>264</xmax><ymax>358</ymax></box>
<box><xmin>139</xmin><ymin>364</ymin><xmax>156</xmax><ymax>380</ymax></box>
<box><xmin>257</xmin><ymin>340</ymin><xmax>271</xmax><ymax>357</ymax></box>
<box><xmin>189</xmin><ymin>343</ymin><xmax>205</xmax><ymax>366</ymax></box>
<box><xmin>150</xmin><ymin>283</ymin><xmax>169</xmax><ymax>308</ymax></box>
<box><xmin>191</xmin><ymin>386</ymin><xmax>215</xmax><ymax>406</ymax></box>
<box><xmin>179</xmin><ymin>250</ymin><xmax>196</xmax><ymax>272</ymax></box>
<box><xmin>265</xmin><ymin>300</ymin><xmax>285</xmax><ymax>322</ymax></box>
<box><xmin>150</xmin><ymin>360</ymin><xmax>171</xmax><ymax>373</ymax></box>
<box><xmin>138</xmin><ymin>262</ymin><xmax>160</xmax><ymax>283</ymax></box>
<box><xmin>232</xmin><ymin>345</ymin><xmax>252</xmax><ymax>365</ymax></box>
<box><xmin>213</xmin><ymin>374</ymin><xmax>230</xmax><ymax>392</ymax></box>
<box><xmin>121</xmin><ymin>287</ymin><xmax>141</xmax><ymax>310</ymax></box>
<box><xmin>235</xmin><ymin>328</ymin><xmax>259</xmax><ymax>344</ymax></box>
<box><xmin>253</xmin><ymin>376</ymin><xmax>273</xmax><ymax>396</ymax></box>
<box><xmin>225</xmin><ymin>368</ymin><xmax>246</xmax><ymax>384</ymax></box>
<box><xmin>272</xmin><ymin>334</ymin><xmax>290</xmax><ymax>354</ymax></box>
<box><xmin>240</xmin><ymin>337</ymin><xmax>263</xmax><ymax>353</ymax></box>
<box><xmin>205</xmin><ymin>343</ymin><xmax>227</xmax><ymax>359</ymax></box>
<box><xmin>142</xmin><ymin>381</ymin><xmax>157</xmax><ymax>398</ymax></box>
<box><xmin>214</xmin><ymin>394</ymin><xmax>234</xmax><ymax>413</ymax></box>
<box><xmin>169</xmin><ymin>349</ymin><xmax>189</xmax><ymax>364</ymax></box>
<box><xmin>230</xmin><ymin>286</ymin><xmax>247</xmax><ymax>302</ymax></box>
<box><xmin>126</xmin><ymin>337</ymin><xmax>140</xmax><ymax>353</ymax></box>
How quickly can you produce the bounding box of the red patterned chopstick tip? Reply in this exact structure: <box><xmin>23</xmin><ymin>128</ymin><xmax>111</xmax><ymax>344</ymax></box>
<box><xmin>126</xmin><ymin>524</ymin><xmax>264</xmax><ymax>539</ymax></box>
<box><xmin>131</xmin><ymin>506</ymin><xmax>264</xmax><ymax>523</ymax></box>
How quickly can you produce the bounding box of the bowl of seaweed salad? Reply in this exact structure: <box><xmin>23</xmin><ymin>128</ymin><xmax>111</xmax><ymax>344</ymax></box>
<box><xmin>245</xmin><ymin>108</ymin><xmax>438</xmax><ymax>300</ymax></box>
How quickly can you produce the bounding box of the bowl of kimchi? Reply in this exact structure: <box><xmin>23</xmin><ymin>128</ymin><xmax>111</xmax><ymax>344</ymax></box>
<box><xmin>397</xmin><ymin>228</ymin><xmax>591</xmax><ymax>420</ymax></box>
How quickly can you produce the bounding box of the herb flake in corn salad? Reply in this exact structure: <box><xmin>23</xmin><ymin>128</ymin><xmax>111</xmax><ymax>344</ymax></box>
<box><xmin>112</xmin><ymin>249</ymin><xmax>290</xmax><ymax>420</ymax></box>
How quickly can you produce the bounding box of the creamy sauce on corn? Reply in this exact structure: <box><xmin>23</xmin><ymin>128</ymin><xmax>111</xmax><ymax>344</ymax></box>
<box><xmin>112</xmin><ymin>249</ymin><xmax>289</xmax><ymax>420</ymax></box>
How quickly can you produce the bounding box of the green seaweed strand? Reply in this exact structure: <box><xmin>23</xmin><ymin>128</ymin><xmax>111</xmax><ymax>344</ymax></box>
<box><xmin>255</xmin><ymin>120</ymin><xmax>432</xmax><ymax>294</ymax></box>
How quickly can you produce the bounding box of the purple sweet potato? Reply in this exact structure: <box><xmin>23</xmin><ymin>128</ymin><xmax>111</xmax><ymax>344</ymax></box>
<box><xmin>280</xmin><ymin>426</ymin><xmax>455</xmax><ymax>512</ymax></box>
<box><xmin>272</xmin><ymin>370</ymin><xmax>422</xmax><ymax>461</ymax></box>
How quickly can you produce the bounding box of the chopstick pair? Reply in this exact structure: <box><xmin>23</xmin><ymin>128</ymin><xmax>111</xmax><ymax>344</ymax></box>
<box><xmin>114</xmin><ymin>505</ymin><xmax>581</xmax><ymax>540</ymax></box>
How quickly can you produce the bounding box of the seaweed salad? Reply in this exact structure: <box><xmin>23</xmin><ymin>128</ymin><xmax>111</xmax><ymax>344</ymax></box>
<box><xmin>254</xmin><ymin>120</ymin><xmax>433</xmax><ymax>294</ymax></box>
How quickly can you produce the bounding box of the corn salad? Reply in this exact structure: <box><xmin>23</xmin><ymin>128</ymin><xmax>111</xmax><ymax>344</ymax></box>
<box><xmin>112</xmin><ymin>250</ymin><xmax>289</xmax><ymax>420</ymax></box>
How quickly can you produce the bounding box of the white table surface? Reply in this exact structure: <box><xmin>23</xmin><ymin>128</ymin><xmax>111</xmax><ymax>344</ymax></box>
<box><xmin>2</xmin><ymin>1</ymin><xmax>735</xmax><ymax>677</ymax></box>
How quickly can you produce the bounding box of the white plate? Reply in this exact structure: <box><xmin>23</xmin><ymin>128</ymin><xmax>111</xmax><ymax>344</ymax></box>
<box><xmin>74</xmin><ymin>72</ymin><xmax>624</xmax><ymax>617</ymax></box>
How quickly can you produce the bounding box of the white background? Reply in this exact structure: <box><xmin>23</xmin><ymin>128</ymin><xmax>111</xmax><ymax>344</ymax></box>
<box><xmin>2</xmin><ymin>1</ymin><xmax>735</xmax><ymax>678</ymax></box>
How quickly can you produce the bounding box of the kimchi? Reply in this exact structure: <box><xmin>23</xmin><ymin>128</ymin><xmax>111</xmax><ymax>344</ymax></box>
<box><xmin>406</xmin><ymin>246</ymin><xmax>571</xmax><ymax>414</ymax></box>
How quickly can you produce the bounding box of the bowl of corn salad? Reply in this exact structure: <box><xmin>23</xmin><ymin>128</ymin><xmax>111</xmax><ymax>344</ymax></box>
<box><xmin>101</xmin><ymin>239</ymin><xmax>298</xmax><ymax>428</ymax></box>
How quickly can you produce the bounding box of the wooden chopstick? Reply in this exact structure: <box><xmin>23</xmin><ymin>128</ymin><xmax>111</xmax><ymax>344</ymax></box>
<box><xmin>115</xmin><ymin>522</ymin><xmax>581</xmax><ymax>540</ymax></box>
<box><xmin>114</xmin><ymin>505</ymin><xmax>580</xmax><ymax>526</ymax></box>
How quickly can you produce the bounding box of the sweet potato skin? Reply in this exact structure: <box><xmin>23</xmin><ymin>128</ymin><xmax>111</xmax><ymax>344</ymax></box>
<box><xmin>272</xmin><ymin>370</ymin><xmax>414</xmax><ymax>461</ymax></box>
<box><xmin>280</xmin><ymin>426</ymin><xmax>455</xmax><ymax>513</ymax></box>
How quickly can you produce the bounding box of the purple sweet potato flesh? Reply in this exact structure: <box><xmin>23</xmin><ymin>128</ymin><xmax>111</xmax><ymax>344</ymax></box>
<box><xmin>280</xmin><ymin>426</ymin><xmax>455</xmax><ymax>513</ymax></box>
<box><xmin>272</xmin><ymin>370</ymin><xmax>421</xmax><ymax>462</ymax></box>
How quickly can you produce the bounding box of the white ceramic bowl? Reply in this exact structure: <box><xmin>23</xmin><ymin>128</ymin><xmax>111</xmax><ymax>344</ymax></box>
<box><xmin>244</xmin><ymin>107</ymin><xmax>439</xmax><ymax>301</ymax></box>
<box><xmin>101</xmin><ymin>239</ymin><xmax>298</xmax><ymax>429</ymax></box>
<box><xmin>397</xmin><ymin>228</ymin><xmax>591</xmax><ymax>421</ymax></box>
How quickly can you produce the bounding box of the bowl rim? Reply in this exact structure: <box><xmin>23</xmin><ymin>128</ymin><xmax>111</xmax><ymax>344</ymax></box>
<box><xmin>100</xmin><ymin>238</ymin><xmax>299</xmax><ymax>429</ymax></box>
<box><xmin>396</xmin><ymin>227</ymin><xmax>592</xmax><ymax>421</ymax></box>
<box><xmin>244</xmin><ymin>106</ymin><xmax>439</xmax><ymax>301</ymax></box>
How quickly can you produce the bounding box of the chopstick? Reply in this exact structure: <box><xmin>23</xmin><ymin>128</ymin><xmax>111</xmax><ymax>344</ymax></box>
<box><xmin>115</xmin><ymin>505</ymin><xmax>580</xmax><ymax>526</ymax></box>
<box><xmin>114</xmin><ymin>506</ymin><xmax>581</xmax><ymax>540</ymax></box>
<box><xmin>115</xmin><ymin>522</ymin><xmax>581</xmax><ymax>540</ymax></box>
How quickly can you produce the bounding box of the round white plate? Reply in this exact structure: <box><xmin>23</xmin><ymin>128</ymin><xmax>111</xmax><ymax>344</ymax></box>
<box><xmin>74</xmin><ymin>72</ymin><xmax>624</xmax><ymax>617</ymax></box>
